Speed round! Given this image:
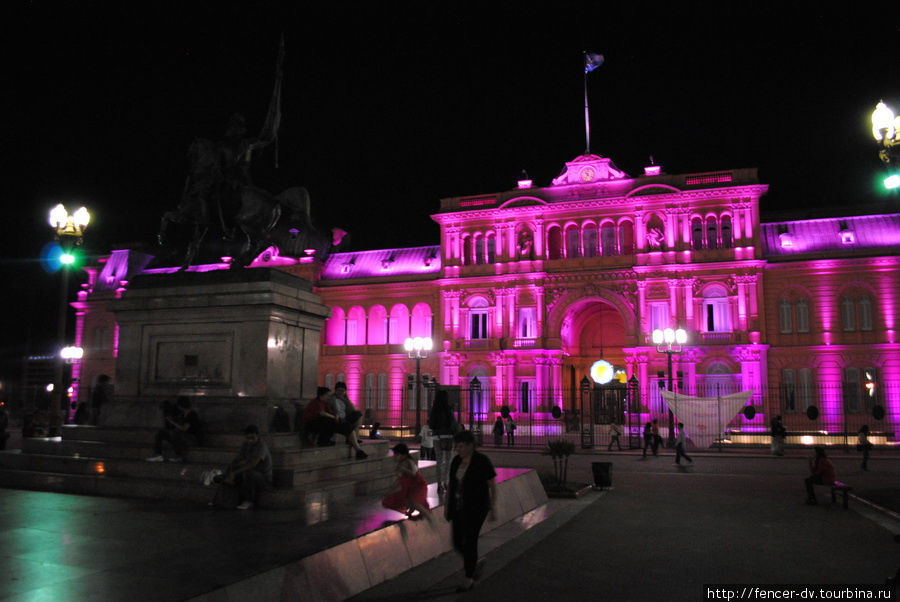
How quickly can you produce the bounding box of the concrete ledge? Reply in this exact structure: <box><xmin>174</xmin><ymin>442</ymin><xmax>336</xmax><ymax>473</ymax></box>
<box><xmin>190</xmin><ymin>467</ymin><xmax>547</xmax><ymax>602</ymax></box>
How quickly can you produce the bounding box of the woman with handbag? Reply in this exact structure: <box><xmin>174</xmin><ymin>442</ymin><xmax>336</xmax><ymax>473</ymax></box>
<box><xmin>428</xmin><ymin>389</ymin><xmax>456</xmax><ymax>494</ymax></box>
<box><xmin>446</xmin><ymin>430</ymin><xmax>497</xmax><ymax>592</ymax></box>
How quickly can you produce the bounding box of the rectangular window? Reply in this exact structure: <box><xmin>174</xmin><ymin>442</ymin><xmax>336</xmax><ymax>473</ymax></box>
<box><xmin>704</xmin><ymin>299</ymin><xmax>731</xmax><ymax>332</ymax></box>
<box><xmin>517</xmin><ymin>308</ymin><xmax>537</xmax><ymax>339</ymax></box>
<box><xmin>864</xmin><ymin>367</ymin><xmax>878</xmax><ymax>410</ymax></box>
<box><xmin>778</xmin><ymin>300</ymin><xmax>793</xmax><ymax>334</ymax></box>
<box><xmin>859</xmin><ymin>297</ymin><xmax>873</xmax><ymax>331</ymax></box>
<box><xmin>781</xmin><ymin>369</ymin><xmax>796</xmax><ymax>412</ymax></box>
<box><xmin>364</xmin><ymin>374</ymin><xmax>375</xmax><ymax>410</ymax></box>
<box><xmin>470</xmin><ymin>310</ymin><xmax>488</xmax><ymax>339</ymax></box>
<box><xmin>649</xmin><ymin>302</ymin><xmax>669</xmax><ymax>333</ymax></box>
<box><xmin>796</xmin><ymin>300</ymin><xmax>810</xmax><ymax>333</ymax></box>
<box><xmin>519</xmin><ymin>380</ymin><xmax>535</xmax><ymax>413</ymax></box>
<box><xmin>841</xmin><ymin>297</ymin><xmax>856</xmax><ymax>332</ymax></box>
<box><xmin>843</xmin><ymin>367</ymin><xmax>861</xmax><ymax>412</ymax></box>
<box><xmin>377</xmin><ymin>373</ymin><xmax>387</xmax><ymax>410</ymax></box>
<box><xmin>798</xmin><ymin>368</ymin><xmax>813</xmax><ymax>411</ymax></box>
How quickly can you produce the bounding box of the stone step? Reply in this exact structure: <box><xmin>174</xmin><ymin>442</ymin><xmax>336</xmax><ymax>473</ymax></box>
<box><xmin>0</xmin><ymin>447</ymin><xmax>428</xmax><ymax>489</ymax></box>
<box><xmin>22</xmin><ymin>437</ymin><xmax>391</xmax><ymax>467</ymax></box>
<box><xmin>0</xmin><ymin>457</ymin><xmax>437</xmax><ymax>509</ymax></box>
<box><xmin>61</xmin><ymin>425</ymin><xmax>304</xmax><ymax>450</ymax></box>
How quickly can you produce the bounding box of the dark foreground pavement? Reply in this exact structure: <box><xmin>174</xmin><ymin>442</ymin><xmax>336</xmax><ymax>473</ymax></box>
<box><xmin>0</xmin><ymin>446</ymin><xmax>897</xmax><ymax>601</ymax></box>
<box><xmin>354</xmin><ymin>448</ymin><xmax>900</xmax><ymax>601</ymax></box>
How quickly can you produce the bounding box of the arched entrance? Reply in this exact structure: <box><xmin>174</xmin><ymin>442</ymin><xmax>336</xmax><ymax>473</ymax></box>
<box><xmin>560</xmin><ymin>299</ymin><xmax>627</xmax><ymax>400</ymax></box>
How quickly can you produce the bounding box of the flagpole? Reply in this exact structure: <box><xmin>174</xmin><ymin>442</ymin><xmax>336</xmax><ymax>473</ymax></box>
<box><xmin>584</xmin><ymin>68</ymin><xmax>590</xmax><ymax>154</ymax></box>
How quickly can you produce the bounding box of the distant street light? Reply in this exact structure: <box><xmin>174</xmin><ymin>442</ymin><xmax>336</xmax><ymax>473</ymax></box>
<box><xmin>871</xmin><ymin>101</ymin><xmax>900</xmax><ymax>190</ymax></box>
<box><xmin>48</xmin><ymin>204</ymin><xmax>90</xmax><ymax>436</ymax></box>
<box><xmin>652</xmin><ymin>327</ymin><xmax>688</xmax><ymax>447</ymax></box>
<box><xmin>404</xmin><ymin>336</ymin><xmax>433</xmax><ymax>434</ymax></box>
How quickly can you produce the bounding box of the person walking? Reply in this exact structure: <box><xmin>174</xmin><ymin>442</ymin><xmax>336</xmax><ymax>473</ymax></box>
<box><xmin>428</xmin><ymin>389</ymin><xmax>456</xmax><ymax>494</ymax></box>
<box><xmin>418</xmin><ymin>424</ymin><xmax>435</xmax><ymax>461</ymax></box>
<box><xmin>446</xmin><ymin>430</ymin><xmax>497</xmax><ymax>592</ymax></box>
<box><xmin>505</xmin><ymin>416</ymin><xmax>516</xmax><ymax>447</ymax></box>
<box><xmin>771</xmin><ymin>414</ymin><xmax>786</xmax><ymax>456</ymax></box>
<box><xmin>857</xmin><ymin>424</ymin><xmax>873</xmax><ymax>471</ymax></box>
<box><xmin>607</xmin><ymin>421</ymin><xmax>623</xmax><ymax>451</ymax></box>
<box><xmin>642</xmin><ymin>422</ymin><xmax>653</xmax><ymax>458</ymax></box>
<box><xmin>650</xmin><ymin>419</ymin><xmax>661</xmax><ymax>456</ymax></box>
<box><xmin>804</xmin><ymin>446</ymin><xmax>836</xmax><ymax>505</ymax></box>
<box><xmin>674</xmin><ymin>422</ymin><xmax>693</xmax><ymax>465</ymax></box>
<box><xmin>492</xmin><ymin>416</ymin><xmax>504</xmax><ymax>447</ymax></box>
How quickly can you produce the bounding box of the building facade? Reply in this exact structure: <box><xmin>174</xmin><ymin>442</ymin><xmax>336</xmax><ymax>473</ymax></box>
<box><xmin>71</xmin><ymin>153</ymin><xmax>900</xmax><ymax>443</ymax></box>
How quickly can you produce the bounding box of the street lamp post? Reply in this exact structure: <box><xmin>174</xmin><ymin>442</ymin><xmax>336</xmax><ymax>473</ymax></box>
<box><xmin>404</xmin><ymin>336</ymin><xmax>433</xmax><ymax>435</ymax></box>
<box><xmin>48</xmin><ymin>204</ymin><xmax>90</xmax><ymax>436</ymax></box>
<box><xmin>652</xmin><ymin>327</ymin><xmax>687</xmax><ymax>447</ymax></box>
<box><xmin>872</xmin><ymin>101</ymin><xmax>900</xmax><ymax>189</ymax></box>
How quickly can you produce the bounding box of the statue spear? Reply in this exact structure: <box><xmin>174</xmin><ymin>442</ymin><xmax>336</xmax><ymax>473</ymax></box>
<box><xmin>255</xmin><ymin>34</ymin><xmax>285</xmax><ymax>168</ymax></box>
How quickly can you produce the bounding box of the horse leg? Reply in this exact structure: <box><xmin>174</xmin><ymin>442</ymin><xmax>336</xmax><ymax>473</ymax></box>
<box><xmin>180</xmin><ymin>224</ymin><xmax>208</xmax><ymax>271</ymax></box>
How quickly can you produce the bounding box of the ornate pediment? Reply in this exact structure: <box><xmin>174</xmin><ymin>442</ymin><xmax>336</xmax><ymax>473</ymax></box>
<box><xmin>551</xmin><ymin>154</ymin><xmax>628</xmax><ymax>186</ymax></box>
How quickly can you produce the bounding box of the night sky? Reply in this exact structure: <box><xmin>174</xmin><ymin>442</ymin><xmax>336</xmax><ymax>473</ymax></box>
<box><xmin>3</xmin><ymin>2</ymin><xmax>899</xmax><ymax>381</ymax></box>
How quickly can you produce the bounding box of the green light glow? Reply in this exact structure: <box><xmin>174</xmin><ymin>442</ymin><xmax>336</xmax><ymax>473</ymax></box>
<box><xmin>60</xmin><ymin>252</ymin><xmax>76</xmax><ymax>265</ymax></box>
<box><xmin>885</xmin><ymin>174</ymin><xmax>900</xmax><ymax>190</ymax></box>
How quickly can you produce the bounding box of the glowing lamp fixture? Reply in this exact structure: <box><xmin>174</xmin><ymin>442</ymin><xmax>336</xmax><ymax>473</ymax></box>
<box><xmin>404</xmin><ymin>336</ymin><xmax>433</xmax><ymax>355</ymax></box>
<box><xmin>404</xmin><ymin>336</ymin><xmax>433</xmax><ymax>433</ymax></box>
<box><xmin>590</xmin><ymin>360</ymin><xmax>615</xmax><ymax>385</ymax></box>
<box><xmin>49</xmin><ymin>204</ymin><xmax>91</xmax><ymax>237</ymax></box>
<box><xmin>872</xmin><ymin>101</ymin><xmax>896</xmax><ymax>143</ymax></box>
<box><xmin>60</xmin><ymin>346</ymin><xmax>83</xmax><ymax>361</ymax></box>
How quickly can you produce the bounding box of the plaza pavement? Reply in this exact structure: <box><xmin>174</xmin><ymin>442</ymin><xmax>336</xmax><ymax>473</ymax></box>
<box><xmin>353</xmin><ymin>445</ymin><xmax>900</xmax><ymax>601</ymax></box>
<box><xmin>0</xmin><ymin>441</ymin><xmax>897</xmax><ymax>601</ymax></box>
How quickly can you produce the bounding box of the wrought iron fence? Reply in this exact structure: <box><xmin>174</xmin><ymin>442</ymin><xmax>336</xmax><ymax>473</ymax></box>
<box><xmin>352</xmin><ymin>380</ymin><xmax>900</xmax><ymax>451</ymax></box>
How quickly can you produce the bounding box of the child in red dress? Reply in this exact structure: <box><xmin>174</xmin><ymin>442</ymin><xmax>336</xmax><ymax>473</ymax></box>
<box><xmin>382</xmin><ymin>443</ymin><xmax>432</xmax><ymax>522</ymax></box>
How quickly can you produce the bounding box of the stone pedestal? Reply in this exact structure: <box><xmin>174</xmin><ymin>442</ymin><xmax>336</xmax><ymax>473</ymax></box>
<box><xmin>107</xmin><ymin>268</ymin><xmax>329</xmax><ymax>430</ymax></box>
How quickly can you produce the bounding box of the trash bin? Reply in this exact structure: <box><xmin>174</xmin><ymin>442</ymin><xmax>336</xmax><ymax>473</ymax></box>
<box><xmin>592</xmin><ymin>462</ymin><xmax>612</xmax><ymax>489</ymax></box>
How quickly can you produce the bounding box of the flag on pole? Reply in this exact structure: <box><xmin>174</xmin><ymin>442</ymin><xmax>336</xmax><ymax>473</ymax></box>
<box><xmin>584</xmin><ymin>52</ymin><xmax>604</xmax><ymax>73</ymax></box>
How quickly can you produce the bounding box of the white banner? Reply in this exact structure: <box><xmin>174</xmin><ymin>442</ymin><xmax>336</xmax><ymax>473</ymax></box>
<box><xmin>660</xmin><ymin>390</ymin><xmax>754</xmax><ymax>449</ymax></box>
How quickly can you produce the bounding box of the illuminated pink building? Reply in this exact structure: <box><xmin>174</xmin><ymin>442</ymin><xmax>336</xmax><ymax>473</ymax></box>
<box><xmin>73</xmin><ymin>153</ymin><xmax>900</xmax><ymax>442</ymax></box>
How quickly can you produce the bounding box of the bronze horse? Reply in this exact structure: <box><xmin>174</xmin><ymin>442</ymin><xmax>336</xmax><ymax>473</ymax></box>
<box><xmin>158</xmin><ymin>138</ymin><xmax>343</xmax><ymax>270</ymax></box>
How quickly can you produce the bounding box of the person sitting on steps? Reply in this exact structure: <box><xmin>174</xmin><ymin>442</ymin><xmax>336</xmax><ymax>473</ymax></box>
<box><xmin>147</xmin><ymin>396</ymin><xmax>202</xmax><ymax>463</ymax></box>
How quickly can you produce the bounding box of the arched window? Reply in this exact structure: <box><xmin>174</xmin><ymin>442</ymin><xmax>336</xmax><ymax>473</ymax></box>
<box><xmin>565</xmin><ymin>225</ymin><xmax>581</xmax><ymax>258</ymax></box>
<box><xmin>388</xmin><ymin>304</ymin><xmax>410</xmax><ymax>344</ymax></box>
<box><xmin>346</xmin><ymin>307</ymin><xmax>366</xmax><ymax>345</ymax></box>
<box><xmin>721</xmin><ymin>215</ymin><xmax>733</xmax><ymax>249</ymax></box>
<box><xmin>706</xmin><ymin>216</ymin><xmax>718</xmax><ymax>250</ymax></box>
<box><xmin>410</xmin><ymin>303</ymin><xmax>433</xmax><ymax>338</ymax></box>
<box><xmin>468</xmin><ymin>297</ymin><xmax>490</xmax><ymax>340</ymax></box>
<box><xmin>701</xmin><ymin>285</ymin><xmax>731</xmax><ymax>332</ymax></box>
<box><xmin>691</xmin><ymin>218</ymin><xmax>704</xmax><ymax>250</ymax></box>
<box><xmin>618</xmin><ymin>220</ymin><xmax>634</xmax><ymax>255</ymax></box>
<box><xmin>367</xmin><ymin>305</ymin><xmax>387</xmax><ymax>345</ymax></box>
<box><xmin>600</xmin><ymin>223</ymin><xmax>616</xmax><ymax>256</ymax></box>
<box><xmin>474</xmin><ymin>235</ymin><xmax>486</xmax><ymax>265</ymax></box>
<box><xmin>460</xmin><ymin>234</ymin><xmax>470</xmax><ymax>265</ymax></box>
<box><xmin>485</xmin><ymin>232</ymin><xmax>496</xmax><ymax>263</ymax></box>
<box><xmin>326</xmin><ymin>308</ymin><xmax>346</xmax><ymax>345</ymax></box>
<box><xmin>547</xmin><ymin>227</ymin><xmax>563</xmax><ymax>260</ymax></box>
<box><xmin>583</xmin><ymin>224</ymin><xmax>598</xmax><ymax>258</ymax></box>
